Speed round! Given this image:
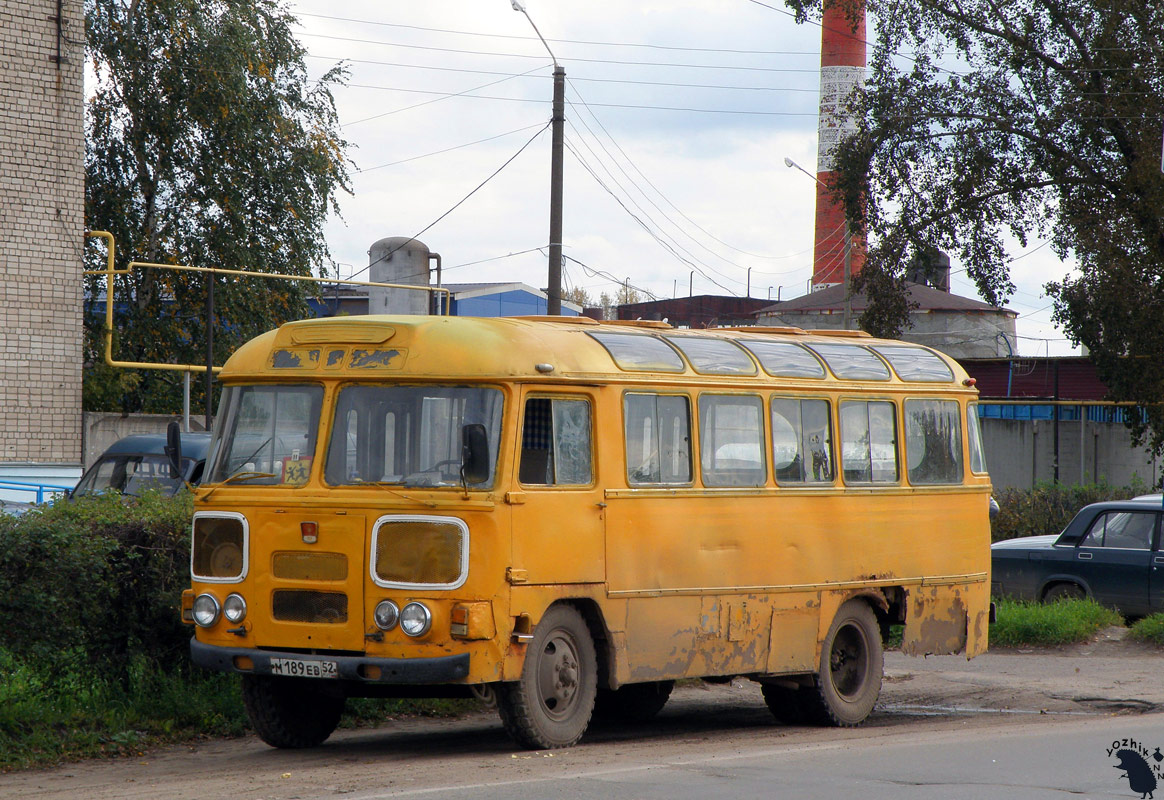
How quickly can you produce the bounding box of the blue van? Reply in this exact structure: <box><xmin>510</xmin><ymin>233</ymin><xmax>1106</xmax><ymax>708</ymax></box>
<box><xmin>71</xmin><ymin>431</ymin><xmax>212</xmax><ymax>498</ymax></box>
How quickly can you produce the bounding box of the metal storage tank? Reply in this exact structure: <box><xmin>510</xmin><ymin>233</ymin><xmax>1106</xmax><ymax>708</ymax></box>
<box><xmin>367</xmin><ymin>236</ymin><xmax>430</xmax><ymax>315</ymax></box>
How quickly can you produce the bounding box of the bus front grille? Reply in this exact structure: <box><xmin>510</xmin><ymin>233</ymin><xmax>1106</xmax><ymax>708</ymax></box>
<box><xmin>271</xmin><ymin>590</ymin><xmax>348</xmax><ymax>623</ymax></box>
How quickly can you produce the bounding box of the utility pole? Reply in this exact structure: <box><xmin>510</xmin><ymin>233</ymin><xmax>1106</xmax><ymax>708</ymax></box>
<box><xmin>511</xmin><ymin>2</ymin><xmax>564</xmax><ymax>315</ymax></box>
<box><xmin>548</xmin><ymin>65</ymin><xmax>564</xmax><ymax>315</ymax></box>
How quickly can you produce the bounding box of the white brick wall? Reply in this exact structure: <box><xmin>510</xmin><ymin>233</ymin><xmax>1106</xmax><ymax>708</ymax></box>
<box><xmin>0</xmin><ymin>0</ymin><xmax>84</xmax><ymax>465</ymax></box>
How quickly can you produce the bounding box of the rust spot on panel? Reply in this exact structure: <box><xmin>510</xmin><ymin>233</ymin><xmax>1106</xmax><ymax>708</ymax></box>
<box><xmin>350</xmin><ymin>348</ymin><xmax>402</xmax><ymax>369</ymax></box>
<box><xmin>901</xmin><ymin>587</ymin><xmax>968</xmax><ymax>656</ymax></box>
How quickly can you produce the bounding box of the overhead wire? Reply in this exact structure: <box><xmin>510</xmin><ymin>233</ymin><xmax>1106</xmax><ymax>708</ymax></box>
<box><xmin>346</xmin><ymin>121</ymin><xmax>551</xmax><ymax>282</ymax></box>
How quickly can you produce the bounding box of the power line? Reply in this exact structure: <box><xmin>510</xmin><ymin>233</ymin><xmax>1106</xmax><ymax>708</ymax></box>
<box><xmin>341</xmin><ymin>64</ymin><xmax>548</xmax><ymax>127</ymax></box>
<box><xmin>295</xmin><ymin>11</ymin><xmax>819</xmax><ymax>56</ymax></box>
<box><xmin>294</xmin><ymin>30</ymin><xmax>823</xmax><ymax>74</ymax></box>
<box><xmin>305</xmin><ymin>55</ymin><xmax>817</xmax><ymax>93</ymax></box>
<box><xmin>355</xmin><ymin>123</ymin><xmax>547</xmax><ymax>173</ymax></box>
<box><xmin>332</xmin><ymin>81</ymin><xmax>818</xmax><ymax>117</ymax></box>
<box><xmin>347</xmin><ymin>122</ymin><xmax>551</xmax><ymax>282</ymax></box>
<box><xmin>565</xmin><ymin>138</ymin><xmax>735</xmax><ymax>295</ymax></box>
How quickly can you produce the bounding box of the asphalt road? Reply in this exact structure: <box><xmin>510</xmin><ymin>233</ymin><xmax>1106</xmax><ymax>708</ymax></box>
<box><xmin>6</xmin><ymin>635</ymin><xmax>1164</xmax><ymax>800</ymax></box>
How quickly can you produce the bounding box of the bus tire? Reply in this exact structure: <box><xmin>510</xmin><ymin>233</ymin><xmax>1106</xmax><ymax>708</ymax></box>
<box><xmin>594</xmin><ymin>680</ymin><xmax>674</xmax><ymax>723</ymax></box>
<box><xmin>241</xmin><ymin>675</ymin><xmax>345</xmax><ymax>748</ymax></box>
<box><xmin>497</xmin><ymin>604</ymin><xmax>597</xmax><ymax>749</ymax></box>
<box><xmin>761</xmin><ymin>683</ymin><xmax>808</xmax><ymax>725</ymax></box>
<box><xmin>806</xmin><ymin>599</ymin><xmax>883</xmax><ymax>727</ymax></box>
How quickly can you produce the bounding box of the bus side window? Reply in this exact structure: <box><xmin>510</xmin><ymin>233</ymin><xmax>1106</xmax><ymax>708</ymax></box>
<box><xmin>520</xmin><ymin>397</ymin><xmax>592</xmax><ymax>486</ymax></box>
<box><xmin>699</xmin><ymin>394</ymin><xmax>766</xmax><ymax>488</ymax></box>
<box><xmin>840</xmin><ymin>400</ymin><xmax>899</xmax><ymax>484</ymax></box>
<box><xmin>771</xmin><ymin>397</ymin><xmax>833</xmax><ymax>484</ymax></box>
<box><xmin>904</xmin><ymin>399</ymin><xmax>963</xmax><ymax>485</ymax></box>
<box><xmin>624</xmin><ymin>394</ymin><xmax>692</xmax><ymax>485</ymax></box>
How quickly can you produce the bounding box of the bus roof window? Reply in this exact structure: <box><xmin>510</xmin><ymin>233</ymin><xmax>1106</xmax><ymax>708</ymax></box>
<box><xmin>664</xmin><ymin>336</ymin><xmax>757</xmax><ymax>376</ymax></box>
<box><xmin>807</xmin><ymin>343</ymin><xmax>891</xmax><ymax>381</ymax></box>
<box><xmin>588</xmin><ymin>332</ymin><xmax>685</xmax><ymax>372</ymax></box>
<box><xmin>738</xmin><ymin>340</ymin><xmax>826</xmax><ymax>379</ymax></box>
<box><xmin>871</xmin><ymin>345</ymin><xmax>955</xmax><ymax>382</ymax></box>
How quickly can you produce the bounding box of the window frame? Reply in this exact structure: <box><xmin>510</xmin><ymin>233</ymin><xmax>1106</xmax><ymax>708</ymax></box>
<box><xmin>622</xmin><ymin>390</ymin><xmax>694</xmax><ymax>487</ymax></box>
<box><xmin>698</xmin><ymin>392</ymin><xmax>768</xmax><ymax>488</ymax></box>
<box><xmin>769</xmin><ymin>394</ymin><xmax>836</xmax><ymax>486</ymax></box>
<box><xmin>838</xmin><ymin>398</ymin><xmax>901</xmax><ymax>485</ymax></box>
<box><xmin>518</xmin><ymin>393</ymin><xmax>597</xmax><ymax>488</ymax></box>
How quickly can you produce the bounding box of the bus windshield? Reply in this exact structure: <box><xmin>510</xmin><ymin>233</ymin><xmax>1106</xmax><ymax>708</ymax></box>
<box><xmin>207</xmin><ymin>384</ymin><xmax>324</xmax><ymax>486</ymax></box>
<box><xmin>324</xmin><ymin>385</ymin><xmax>504</xmax><ymax>488</ymax></box>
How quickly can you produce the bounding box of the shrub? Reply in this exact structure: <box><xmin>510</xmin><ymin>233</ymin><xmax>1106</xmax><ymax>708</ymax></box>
<box><xmin>990</xmin><ymin>598</ymin><xmax>1122</xmax><ymax>647</ymax></box>
<box><xmin>1128</xmin><ymin>614</ymin><xmax>1164</xmax><ymax>645</ymax></box>
<box><xmin>0</xmin><ymin>491</ymin><xmax>193</xmax><ymax>685</ymax></box>
<box><xmin>990</xmin><ymin>481</ymin><xmax>1143</xmax><ymax>542</ymax></box>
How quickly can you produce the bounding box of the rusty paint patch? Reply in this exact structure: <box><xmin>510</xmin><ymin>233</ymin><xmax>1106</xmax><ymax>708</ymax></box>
<box><xmin>326</xmin><ymin>349</ymin><xmax>345</xmax><ymax>368</ymax></box>
<box><xmin>350</xmin><ymin>348</ymin><xmax>402</xmax><ymax>369</ymax></box>
<box><xmin>901</xmin><ymin>587</ymin><xmax>968</xmax><ymax>656</ymax></box>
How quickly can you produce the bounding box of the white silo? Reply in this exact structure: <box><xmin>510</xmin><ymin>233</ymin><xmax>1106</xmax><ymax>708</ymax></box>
<box><xmin>367</xmin><ymin>236</ymin><xmax>431</xmax><ymax>315</ymax></box>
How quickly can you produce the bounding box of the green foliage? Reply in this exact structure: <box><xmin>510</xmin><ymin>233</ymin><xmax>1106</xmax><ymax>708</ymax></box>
<box><xmin>0</xmin><ymin>492</ymin><xmax>194</xmax><ymax>681</ymax></box>
<box><xmin>990</xmin><ymin>481</ymin><xmax>1143</xmax><ymax>542</ymax></box>
<box><xmin>784</xmin><ymin>0</ymin><xmax>1164</xmax><ymax>442</ymax></box>
<box><xmin>990</xmin><ymin>598</ymin><xmax>1122</xmax><ymax>647</ymax></box>
<box><xmin>84</xmin><ymin>0</ymin><xmax>352</xmax><ymax>414</ymax></box>
<box><xmin>1128</xmin><ymin>614</ymin><xmax>1164</xmax><ymax>645</ymax></box>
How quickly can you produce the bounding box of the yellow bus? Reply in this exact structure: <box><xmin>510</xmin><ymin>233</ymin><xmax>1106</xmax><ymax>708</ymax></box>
<box><xmin>183</xmin><ymin>314</ymin><xmax>991</xmax><ymax>750</ymax></box>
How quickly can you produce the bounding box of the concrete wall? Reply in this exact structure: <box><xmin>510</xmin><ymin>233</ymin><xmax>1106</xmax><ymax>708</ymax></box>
<box><xmin>758</xmin><ymin>309</ymin><xmax>1016</xmax><ymax>359</ymax></box>
<box><xmin>981</xmin><ymin>417</ymin><xmax>1159</xmax><ymax>490</ymax></box>
<box><xmin>0</xmin><ymin>0</ymin><xmax>85</xmax><ymax>479</ymax></box>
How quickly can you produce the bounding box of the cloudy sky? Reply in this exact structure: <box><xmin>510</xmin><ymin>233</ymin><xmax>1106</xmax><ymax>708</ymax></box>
<box><xmin>286</xmin><ymin>0</ymin><xmax>1077</xmax><ymax>356</ymax></box>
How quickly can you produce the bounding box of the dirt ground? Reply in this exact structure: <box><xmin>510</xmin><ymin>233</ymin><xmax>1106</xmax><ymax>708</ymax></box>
<box><xmin>3</xmin><ymin>629</ymin><xmax>1161</xmax><ymax>800</ymax></box>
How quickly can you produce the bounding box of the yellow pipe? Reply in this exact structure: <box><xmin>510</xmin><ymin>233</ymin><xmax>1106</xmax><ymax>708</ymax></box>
<box><xmin>83</xmin><ymin>231</ymin><xmax>453</xmax><ymax>376</ymax></box>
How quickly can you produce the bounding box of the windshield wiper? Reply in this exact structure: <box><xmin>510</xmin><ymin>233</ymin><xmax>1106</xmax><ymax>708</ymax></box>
<box><xmin>201</xmin><ymin>469</ymin><xmax>277</xmax><ymax>501</ymax></box>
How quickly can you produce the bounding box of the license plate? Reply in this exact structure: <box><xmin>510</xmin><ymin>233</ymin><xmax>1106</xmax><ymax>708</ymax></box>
<box><xmin>269</xmin><ymin>657</ymin><xmax>339</xmax><ymax>679</ymax></box>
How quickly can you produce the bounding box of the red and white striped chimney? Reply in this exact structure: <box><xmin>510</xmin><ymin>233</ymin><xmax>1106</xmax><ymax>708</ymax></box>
<box><xmin>812</xmin><ymin>0</ymin><xmax>867</xmax><ymax>289</ymax></box>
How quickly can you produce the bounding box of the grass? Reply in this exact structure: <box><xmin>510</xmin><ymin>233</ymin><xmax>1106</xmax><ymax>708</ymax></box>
<box><xmin>0</xmin><ymin>649</ymin><xmax>479</xmax><ymax>772</ymax></box>
<box><xmin>989</xmin><ymin>597</ymin><xmax>1123</xmax><ymax>647</ymax></box>
<box><xmin>1128</xmin><ymin>614</ymin><xmax>1164</xmax><ymax>645</ymax></box>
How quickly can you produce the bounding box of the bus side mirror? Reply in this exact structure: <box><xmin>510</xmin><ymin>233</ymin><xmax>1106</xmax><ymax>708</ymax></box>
<box><xmin>164</xmin><ymin>420</ymin><xmax>183</xmax><ymax>480</ymax></box>
<box><xmin>461</xmin><ymin>424</ymin><xmax>489</xmax><ymax>485</ymax></box>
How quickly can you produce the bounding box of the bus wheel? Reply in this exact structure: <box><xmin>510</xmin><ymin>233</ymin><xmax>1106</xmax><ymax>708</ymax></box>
<box><xmin>807</xmin><ymin>599</ymin><xmax>883</xmax><ymax>727</ymax></box>
<box><xmin>761</xmin><ymin>683</ymin><xmax>808</xmax><ymax>725</ymax></box>
<box><xmin>594</xmin><ymin>680</ymin><xmax>674</xmax><ymax>723</ymax></box>
<box><xmin>241</xmin><ymin>675</ymin><xmax>345</xmax><ymax>748</ymax></box>
<box><xmin>497</xmin><ymin>604</ymin><xmax>597</xmax><ymax>749</ymax></box>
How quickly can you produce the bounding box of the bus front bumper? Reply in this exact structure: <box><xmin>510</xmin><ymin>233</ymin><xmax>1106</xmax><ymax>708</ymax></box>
<box><xmin>189</xmin><ymin>638</ymin><xmax>471</xmax><ymax>684</ymax></box>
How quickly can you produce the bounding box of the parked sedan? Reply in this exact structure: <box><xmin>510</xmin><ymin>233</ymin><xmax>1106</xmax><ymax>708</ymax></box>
<box><xmin>991</xmin><ymin>499</ymin><xmax>1164</xmax><ymax>619</ymax></box>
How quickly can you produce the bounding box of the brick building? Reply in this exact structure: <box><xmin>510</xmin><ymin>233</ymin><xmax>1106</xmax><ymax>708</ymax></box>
<box><xmin>0</xmin><ymin>1</ymin><xmax>85</xmax><ymax>488</ymax></box>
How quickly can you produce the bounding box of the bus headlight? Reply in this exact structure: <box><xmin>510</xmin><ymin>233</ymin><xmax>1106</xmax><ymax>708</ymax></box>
<box><xmin>193</xmin><ymin>593</ymin><xmax>221</xmax><ymax>627</ymax></box>
<box><xmin>223</xmin><ymin>593</ymin><xmax>247</xmax><ymax>623</ymax></box>
<box><xmin>374</xmin><ymin>600</ymin><xmax>400</xmax><ymax>631</ymax></box>
<box><xmin>400</xmin><ymin>602</ymin><xmax>432</xmax><ymax>637</ymax></box>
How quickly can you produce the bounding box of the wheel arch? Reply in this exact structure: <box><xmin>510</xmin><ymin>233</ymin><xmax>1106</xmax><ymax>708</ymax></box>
<box><xmin>558</xmin><ymin>597</ymin><xmax>617</xmax><ymax>692</ymax></box>
<box><xmin>1037</xmin><ymin>575</ymin><xmax>1091</xmax><ymax>600</ymax></box>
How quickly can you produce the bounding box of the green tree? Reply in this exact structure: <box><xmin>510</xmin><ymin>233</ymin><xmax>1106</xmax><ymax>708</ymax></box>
<box><xmin>789</xmin><ymin>0</ymin><xmax>1164</xmax><ymax>449</ymax></box>
<box><xmin>85</xmin><ymin>0</ymin><xmax>351</xmax><ymax>413</ymax></box>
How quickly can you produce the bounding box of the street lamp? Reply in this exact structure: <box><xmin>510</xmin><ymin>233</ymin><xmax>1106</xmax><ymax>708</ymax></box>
<box><xmin>511</xmin><ymin>1</ymin><xmax>565</xmax><ymax>315</ymax></box>
<box><xmin>784</xmin><ymin>156</ymin><xmax>853</xmax><ymax>330</ymax></box>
